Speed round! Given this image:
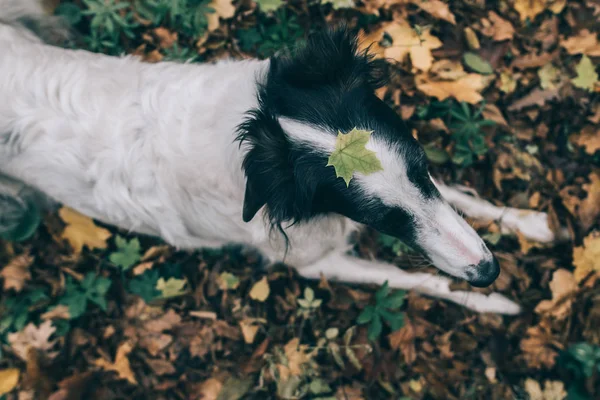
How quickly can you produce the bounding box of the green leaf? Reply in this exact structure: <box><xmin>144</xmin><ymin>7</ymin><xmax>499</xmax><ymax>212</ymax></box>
<box><xmin>463</xmin><ymin>52</ymin><xmax>494</xmax><ymax>75</ymax></box>
<box><xmin>255</xmin><ymin>0</ymin><xmax>284</xmax><ymax>13</ymax></box>
<box><xmin>128</xmin><ymin>270</ymin><xmax>161</xmax><ymax>302</ymax></box>
<box><xmin>218</xmin><ymin>272</ymin><xmax>240</xmax><ymax>290</ymax></box>
<box><xmin>380</xmin><ymin>309</ymin><xmax>405</xmax><ymax>331</ymax></box>
<box><xmin>572</xmin><ymin>55</ymin><xmax>598</xmax><ymax>92</ymax></box>
<box><xmin>55</xmin><ymin>3</ymin><xmax>83</xmax><ymax>25</ymax></box>
<box><xmin>357</xmin><ymin>306</ymin><xmax>375</xmax><ymax>324</ymax></box>
<box><xmin>381</xmin><ymin>290</ymin><xmax>406</xmax><ymax>310</ymax></box>
<box><xmin>375</xmin><ymin>281</ymin><xmax>390</xmax><ymax>302</ymax></box>
<box><xmin>309</xmin><ymin>379</ymin><xmax>332</xmax><ymax>395</ymax></box>
<box><xmin>156</xmin><ymin>277</ymin><xmax>187</xmax><ymax>298</ymax></box>
<box><xmin>327</xmin><ymin>128</ymin><xmax>383</xmax><ymax>186</ymax></box>
<box><xmin>367</xmin><ymin>314</ymin><xmax>382</xmax><ymax>341</ymax></box>
<box><xmin>424</xmin><ymin>144</ymin><xmax>450</xmax><ymax>164</ymax></box>
<box><xmin>109</xmin><ymin>236</ymin><xmax>141</xmax><ymax>270</ymax></box>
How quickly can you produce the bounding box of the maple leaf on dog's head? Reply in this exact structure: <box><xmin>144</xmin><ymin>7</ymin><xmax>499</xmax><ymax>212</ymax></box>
<box><xmin>327</xmin><ymin>128</ymin><xmax>383</xmax><ymax>186</ymax></box>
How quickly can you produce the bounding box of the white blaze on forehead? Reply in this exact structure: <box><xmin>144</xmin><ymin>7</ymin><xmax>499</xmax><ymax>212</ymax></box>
<box><xmin>279</xmin><ymin>117</ymin><xmax>428</xmax><ymax>218</ymax></box>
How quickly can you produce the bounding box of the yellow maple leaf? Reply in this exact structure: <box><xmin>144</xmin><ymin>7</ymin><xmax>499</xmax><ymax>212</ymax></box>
<box><xmin>415</xmin><ymin>73</ymin><xmax>493</xmax><ymax>104</ymax></box>
<box><xmin>58</xmin><ymin>207</ymin><xmax>112</xmax><ymax>253</ymax></box>
<box><xmin>573</xmin><ymin>232</ymin><xmax>600</xmax><ymax>282</ymax></box>
<box><xmin>0</xmin><ymin>368</ymin><xmax>20</xmax><ymax>396</ymax></box>
<box><xmin>534</xmin><ymin>269</ymin><xmax>578</xmax><ymax>319</ymax></box>
<box><xmin>360</xmin><ymin>21</ymin><xmax>442</xmax><ymax>71</ymax></box>
<box><xmin>94</xmin><ymin>342</ymin><xmax>137</xmax><ymax>384</ymax></box>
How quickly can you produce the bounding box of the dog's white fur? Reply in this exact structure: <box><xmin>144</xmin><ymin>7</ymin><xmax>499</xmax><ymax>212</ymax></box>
<box><xmin>0</xmin><ymin>0</ymin><xmax>525</xmax><ymax>314</ymax></box>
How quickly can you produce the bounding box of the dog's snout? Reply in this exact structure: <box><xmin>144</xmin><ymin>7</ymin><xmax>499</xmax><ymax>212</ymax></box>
<box><xmin>467</xmin><ymin>257</ymin><xmax>500</xmax><ymax>288</ymax></box>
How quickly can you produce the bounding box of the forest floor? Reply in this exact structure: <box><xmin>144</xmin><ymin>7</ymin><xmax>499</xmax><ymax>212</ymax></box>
<box><xmin>1</xmin><ymin>0</ymin><xmax>600</xmax><ymax>399</ymax></box>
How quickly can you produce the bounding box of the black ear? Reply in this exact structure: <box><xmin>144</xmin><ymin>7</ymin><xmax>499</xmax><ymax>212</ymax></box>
<box><xmin>242</xmin><ymin>178</ymin><xmax>265</xmax><ymax>222</ymax></box>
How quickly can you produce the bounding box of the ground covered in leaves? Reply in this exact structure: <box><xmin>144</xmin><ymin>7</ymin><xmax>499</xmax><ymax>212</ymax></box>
<box><xmin>1</xmin><ymin>0</ymin><xmax>600</xmax><ymax>399</ymax></box>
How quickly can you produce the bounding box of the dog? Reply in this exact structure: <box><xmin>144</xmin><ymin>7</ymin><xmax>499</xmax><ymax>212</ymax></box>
<box><xmin>0</xmin><ymin>0</ymin><xmax>525</xmax><ymax>314</ymax></box>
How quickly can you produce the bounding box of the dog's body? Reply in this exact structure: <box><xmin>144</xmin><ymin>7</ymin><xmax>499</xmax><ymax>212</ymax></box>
<box><xmin>0</xmin><ymin>0</ymin><xmax>523</xmax><ymax>314</ymax></box>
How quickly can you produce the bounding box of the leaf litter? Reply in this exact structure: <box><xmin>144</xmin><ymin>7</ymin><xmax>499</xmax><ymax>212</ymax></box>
<box><xmin>0</xmin><ymin>0</ymin><xmax>599</xmax><ymax>399</ymax></box>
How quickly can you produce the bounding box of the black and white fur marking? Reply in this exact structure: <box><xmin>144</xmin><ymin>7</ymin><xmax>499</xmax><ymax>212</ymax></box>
<box><xmin>0</xmin><ymin>0</ymin><xmax>520</xmax><ymax>314</ymax></box>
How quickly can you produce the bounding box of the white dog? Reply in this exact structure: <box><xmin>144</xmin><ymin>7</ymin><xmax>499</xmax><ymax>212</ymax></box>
<box><xmin>1</xmin><ymin>0</ymin><xmax>561</xmax><ymax>314</ymax></box>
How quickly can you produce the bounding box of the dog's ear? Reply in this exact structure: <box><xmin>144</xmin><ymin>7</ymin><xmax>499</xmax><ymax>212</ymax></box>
<box><xmin>242</xmin><ymin>178</ymin><xmax>265</xmax><ymax>222</ymax></box>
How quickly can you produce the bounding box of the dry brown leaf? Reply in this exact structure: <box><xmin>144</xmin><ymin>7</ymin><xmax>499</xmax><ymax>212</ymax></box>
<box><xmin>513</xmin><ymin>0</ymin><xmax>546</xmax><ymax>21</ymax></box>
<box><xmin>1</xmin><ymin>254</ymin><xmax>33</xmax><ymax>292</ymax></box>
<box><xmin>534</xmin><ymin>269</ymin><xmax>578</xmax><ymax>319</ymax></box>
<box><xmin>579</xmin><ymin>172</ymin><xmax>600</xmax><ymax>231</ymax></box>
<box><xmin>525</xmin><ymin>378</ymin><xmax>567</xmax><ymax>400</ymax></box>
<box><xmin>335</xmin><ymin>385</ymin><xmax>365</xmax><ymax>399</ymax></box>
<box><xmin>416</xmin><ymin>73</ymin><xmax>493</xmax><ymax>104</ymax></box>
<box><xmin>207</xmin><ymin>0</ymin><xmax>235</xmax><ymax>32</ymax></box>
<box><xmin>196</xmin><ymin>378</ymin><xmax>223</xmax><ymax>400</ymax></box>
<box><xmin>481</xmin><ymin>11</ymin><xmax>515</xmax><ymax>41</ymax></box>
<box><xmin>8</xmin><ymin>321</ymin><xmax>58</xmax><ymax>361</ymax></box>
<box><xmin>408</xmin><ymin>0</ymin><xmax>456</xmax><ymax>24</ymax></box>
<box><xmin>47</xmin><ymin>372</ymin><xmax>94</xmax><ymax>400</ymax></box>
<box><xmin>572</xmin><ymin>125</ymin><xmax>600</xmax><ymax>155</ymax></box>
<box><xmin>573</xmin><ymin>231</ymin><xmax>600</xmax><ymax>282</ymax></box>
<box><xmin>58</xmin><ymin>207</ymin><xmax>112</xmax><ymax>253</ymax></box>
<box><xmin>560</xmin><ymin>29</ymin><xmax>600</xmax><ymax>56</ymax></box>
<box><xmin>239</xmin><ymin>319</ymin><xmax>263</xmax><ymax>344</ymax></box>
<box><xmin>0</xmin><ymin>368</ymin><xmax>20</xmax><ymax>396</ymax></box>
<box><xmin>94</xmin><ymin>342</ymin><xmax>137</xmax><ymax>384</ymax></box>
<box><xmin>277</xmin><ymin>338</ymin><xmax>315</xmax><ymax>381</ymax></box>
<box><xmin>507</xmin><ymin>87</ymin><xmax>561</xmax><ymax>111</ymax></box>
<box><xmin>41</xmin><ymin>305</ymin><xmax>71</xmax><ymax>321</ymax></box>
<box><xmin>152</xmin><ymin>27</ymin><xmax>177</xmax><ymax>49</ymax></box>
<box><xmin>145</xmin><ymin>358</ymin><xmax>175</xmax><ymax>376</ymax></box>
<box><xmin>520</xmin><ymin>320</ymin><xmax>559</xmax><ymax>369</ymax></box>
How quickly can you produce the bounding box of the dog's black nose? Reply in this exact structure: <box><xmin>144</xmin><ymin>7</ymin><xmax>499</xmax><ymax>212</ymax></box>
<box><xmin>469</xmin><ymin>257</ymin><xmax>501</xmax><ymax>288</ymax></box>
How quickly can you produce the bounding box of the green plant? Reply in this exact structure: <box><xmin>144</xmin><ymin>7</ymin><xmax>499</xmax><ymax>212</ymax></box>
<box><xmin>237</xmin><ymin>9</ymin><xmax>304</xmax><ymax>58</ymax></box>
<box><xmin>447</xmin><ymin>102</ymin><xmax>496</xmax><ymax>166</ymax></box>
<box><xmin>378</xmin><ymin>233</ymin><xmax>413</xmax><ymax>256</ymax></box>
<box><xmin>58</xmin><ymin>273</ymin><xmax>112</xmax><ymax>319</ymax></box>
<box><xmin>0</xmin><ymin>288</ymin><xmax>48</xmax><ymax>336</ymax></box>
<box><xmin>109</xmin><ymin>235</ymin><xmax>142</xmax><ymax>271</ymax></box>
<box><xmin>357</xmin><ymin>281</ymin><xmax>405</xmax><ymax>341</ymax></box>
<box><xmin>297</xmin><ymin>287</ymin><xmax>322</xmax><ymax>318</ymax></box>
<box><xmin>81</xmin><ymin>0</ymin><xmax>138</xmax><ymax>54</ymax></box>
<box><xmin>417</xmin><ymin>100</ymin><xmax>496</xmax><ymax>167</ymax></box>
<box><xmin>128</xmin><ymin>269</ymin><xmax>162</xmax><ymax>302</ymax></box>
<box><xmin>136</xmin><ymin>0</ymin><xmax>214</xmax><ymax>38</ymax></box>
<box><xmin>566</xmin><ymin>343</ymin><xmax>600</xmax><ymax>378</ymax></box>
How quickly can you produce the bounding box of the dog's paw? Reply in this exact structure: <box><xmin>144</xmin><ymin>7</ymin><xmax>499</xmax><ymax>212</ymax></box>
<box><xmin>461</xmin><ymin>292</ymin><xmax>522</xmax><ymax>315</ymax></box>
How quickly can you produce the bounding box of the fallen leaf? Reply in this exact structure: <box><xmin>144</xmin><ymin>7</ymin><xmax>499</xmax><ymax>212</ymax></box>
<box><xmin>571</xmin><ymin>55</ymin><xmax>599</xmax><ymax>92</ymax></box>
<box><xmin>8</xmin><ymin>321</ymin><xmax>58</xmax><ymax>361</ymax></box>
<box><xmin>47</xmin><ymin>372</ymin><xmax>94</xmax><ymax>400</ymax></box>
<box><xmin>573</xmin><ymin>232</ymin><xmax>600</xmax><ymax>282</ymax></box>
<box><xmin>278</xmin><ymin>338</ymin><xmax>315</xmax><ymax>380</ymax></box>
<box><xmin>507</xmin><ymin>87</ymin><xmax>561</xmax><ymax>111</ymax></box>
<box><xmin>254</xmin><ymin>0</ymin><xmax>283</xmax><ymax>13</ymax></box>
<box><xmin>535</xmin><ymin>269</ymin><xmax>578</xmax><ymax>319</ymax></box>
<box><xmin>416</xmin><ymin>73</ymin><xmax>493</xmax><ymax>104</ymax></box>
<box><xmin>196</xmin><ymin>378</ymin><xmax>223</xmax><ymax>400</ymax></box>
<box><xmin>145</xmin><ymin>358</ymin><xmax>175</xmax><ymax>376</ymax></box>
<box><xmin>499</xmin><ymin>70</ymin><xmax>518</xmax><ymax>93</ymax></box>
<box><xmin>94</xmin><ymin>342</ymin><xmax>137</xmax><ymax>384</ymax></box>
<box><xmin>1</xmin><ymin>254</ymin><xmax>33</xmax><ymax>292</ymax></box>
<box><xmin>0</xmin><ymin>368</ymin><xmax>20</xmax><ymax>396</ymax></box>
<box><xmin>41</xmin><ymin>305</ymin><xmax>71</xmax><ymax>320</ymax></box>
<box><xmin>560</xmin><ymin>29</ymin><xmax>600</xmax><ymax>56</ymax></box>
<box><xmin>538</xmin><ymin>63</ymin><xmax>561</xmax><ymax>89</ymax></box>
<box><xmin>572</xmin><ymin>125</ymin><xmax>600</xmax><ymax>155</ymax></box>
<box><xmin>481</xmin><ymin>11</ymin><xmax>515</xmax><ymax>41</ymax></box>
<box><xmin>218</xmin><ymin>272</ymin><xmax>240</xmax><ymax>290</ymax></box>
<box><xmin>525</xmin><ymin>378</ymin><xmax>567</xmax><ymax>400</ymax></box>
<box><xmin>249</xmin><ymin>276</ymin><xmax>270</xmax><ymax>301</ymax></box>
<box><xmin>322</xmin><ymin>0</ymin><xmax>355</xmax><ymax>9</ymax></box>
<box><xmin>362</xmin><ymin>21</ymin><xmax>442</xmax><ymax>71</ymax></box>
<box><xmin>207</xmin><ymin>0</ymin><xmax>235</xmax><ymax>32</ymax></box>
<box><xmin>513</xmin><ymin>0</ymin><xmax>546</xmax><ymax>22</ymax></box>
<box><xmin>579</xmin><ymin>172</ymin><xmax>600</xmax><ymax>231</ymax></box>
<box><xmin>327</xmin><ymin>128</ymin><xmax>383</xmax><ymax>186</ymax></box>
<box><xmin>239</xmin><ymin>319</ymin><xmax>260</xmax><ymax>344</ymax></box>
<box><xmin>58</xmin><ymin>207</ymin><xmax>112</xmax><ymax>253</ymax></box>
<box><xmin>464</xmin><ymin>27</ymin><xmax>480</xmax><ymax>49</ymax></box>
<box><xmin>520</xmin><ymin>320</ymin><xmax>559</xmax><ymax>369</ymax></box>
<box><xmin>152</xmin><ymin>27</ymin><xmax>177</xmax><ymax>48</ymax></box>
<box><xmin>408</xmin><ymin>0</ymin><xmax>456</xmax><ymax>24</ymax></box>
<box><xmin>156</xmin><ymin>277</ymin><xmax>187</xmax><ymax>298</ymax></box>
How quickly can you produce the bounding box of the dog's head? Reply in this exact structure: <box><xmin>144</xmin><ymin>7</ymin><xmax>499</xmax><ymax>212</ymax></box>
<box><xmin>237</xmin><ymin>28</ymin><xmax>499</xmax><ymax>287</ymax></box>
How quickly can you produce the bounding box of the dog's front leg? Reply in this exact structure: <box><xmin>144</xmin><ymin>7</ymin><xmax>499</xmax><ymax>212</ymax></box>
<box><xmin>297</xmin><ymin>252</ymin><xmax>521</xmax><ymax>315</ymax></box>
